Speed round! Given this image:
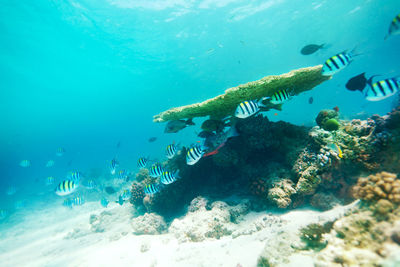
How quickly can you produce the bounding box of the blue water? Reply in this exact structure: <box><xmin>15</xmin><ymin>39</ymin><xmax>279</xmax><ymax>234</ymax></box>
<box><xmin>0</xmin><ymin>0</ymin><xmax>399</xmax><ymax>215</ymax></box>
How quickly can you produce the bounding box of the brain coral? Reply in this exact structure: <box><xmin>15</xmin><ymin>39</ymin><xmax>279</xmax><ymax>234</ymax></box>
<box><xmin>353</xmin><ymin>172</ymin><xmax>400</xmax><ymax>203</ymax></box>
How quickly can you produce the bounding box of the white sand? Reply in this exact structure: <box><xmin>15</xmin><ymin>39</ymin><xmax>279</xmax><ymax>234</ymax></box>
<box><xmin>0</xmin><ymin>200</ymin><xmax>357</xmax><ymax>267</ymax></box>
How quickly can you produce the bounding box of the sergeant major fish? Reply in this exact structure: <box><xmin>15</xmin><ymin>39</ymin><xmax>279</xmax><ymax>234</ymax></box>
<box><xmin>385</xmin><ymin>13</ymin><xmax>400</xmax><ymax>40</ymax></box>
<box><xmin>137</xmin><ymin>157</ymin><xmax>148</xmax><ymax>168</ymax></box>
<box><xmin>269</xmin><ymin>89</ymin><xmax>294</xmax><ymax>104</ymax></box>
<box><xmin>55</xmin><ymin>180</ymin><xmax>78</xmax><ymax>196</ymax></box>
<box><xmin>149</xmin><ymin>163</ymin><xmax>165</xmax><ymax>178</ymax></box>
<box><xmin>321</xmin><ymin>49</ymin><xmax>358</xmax><ymax>76</ymax></box>
<box><xmin>235</xmin><ymin>99</ymin><xmax>267</xmax><ymax>119</ymax></box>
<box><xmin>144</xmin><ymin>184</ymin><xmax>161</xmax><ymax>195</ymax></box>
<box><xmin>161</xmin><ymin>171</ymin><xmax>179</xmax><ymax>185</ymax></box>
<box><xmin>166</xmin><ymin>144</ymin><xmax>177</xmax><ymax>159</ymax></box>
<box><xmin>186</xmin><ymin>145</ymin><xmax>206</xmax><ymax>165</ymax></box>
<box><xmin>110</xmin><ymin>158</ymin><xmax>118</xmax><ymax>175</ymax></box>
<box><xmin>365</xmin><ymin>77</ymin><xmax>400</xmax><ymax>101</ymax></box>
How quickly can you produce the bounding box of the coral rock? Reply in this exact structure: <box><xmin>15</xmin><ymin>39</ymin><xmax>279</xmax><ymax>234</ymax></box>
<box><xmin>131</xmin><ymin>213</ymin><xmax>167</xmax><ymax>235</ymax></box>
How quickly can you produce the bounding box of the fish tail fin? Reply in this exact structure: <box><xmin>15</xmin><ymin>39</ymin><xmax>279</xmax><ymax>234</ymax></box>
<box><xmin>186</xmin><ymin>118</ymin><xmax>195</xmax><ymax>126</ymax></box>
<box><xmin>349</xmin><ymin>46</ymin><xmax>362</xmax><ymax>58</ymax></box>
<box><xmin>257</xmin><ymin>97</ymin><xmax>270</xmax><ymax>107</ymax></box>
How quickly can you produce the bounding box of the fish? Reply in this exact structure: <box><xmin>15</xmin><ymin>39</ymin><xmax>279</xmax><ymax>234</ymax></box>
<box><xmin>365</xmin><ymin>77</ymin><xmax>399</xmax><ymax>101</ymax></box>
<box><xmin>144</xmin><ymin>184</ymin><xmax>161</xmax><ymax>195</ymax></box>
<box><xmin>45</xmin><ymin>176</ymin><xmax>55</xmax><ymax>186</ymax></box>
<box><xmin>327</xmin><ymin>143</ymin><xmax>343</xmax><ymax>158</ymax></box>
<box><xmin>104</xmin><ymin>186</ymin><xmax>116</xmax><ymax>194</ymax></box>
<box><xmin>269</xmin><ymin>89</ymin><xmax>293</xmax><ymax>104</ymax></box>
<box><xmin>148</xmin><ymin>137</ymin><xmax>157</xmax><ymax>143</ymax></box>
<box><xmin>19</xmin><ymin>160</ymin><xmax>30</xmax><ymax>167</ymax></box>
<box><xmin>200</xmin><ymin>119</ymin><xmax>228</xmax><ymax>133</ymax></box>
<box><xmin>321</xmin><ymin>49</ymin><xmax>358</xmax><ymax>76</ymax></box>
<box><xmin>186</xmin><ymin>145</ymin><xmax>206</xmax><ymax>165</ymax></box>
<box><xmin>63</xmin><ymin>198</ymin><xmax>74</xmax><ymax>208</ymax></box>
<box><xmin>55</xmin><ymin>180</ymin><xmax>78</xmax><ymax>196</ymax></box>
<box><xmin>0</xmin><ymin>209</ymin><xmax>8</xmax><ymax>220</ymax></box>
<box><xmin>137</xmin><ymin>157</ymin><xmax>148</xmax><ymax>168</ymax></box>
<box><xmin>164</xmin><ymin>118</ymin><xmax>195</xmax><ymax>133</ymax></box>
<box><xmin>83</xmin><ymin>179</ymin><xmax>97</xmax><ymax>189</ymax></box>
<box><xmin>197</xmin><ymin>131</ymin><xmax>216</xmax><ymax>139</ymax></box>
<box><xmin>110</xmin><ymin>158</ymin><xmax>119</xmax><ymax>175</ymax></box>
<box><xmin>116</xmin><ymin>195</ymin><xmax>124</xmax><ymax>205</ymax></box>
<box><xmin>149</xmin><ymin>163</ymin><xmax>165</xmax><ymax>178</ymax></box>
<box><xmin>235</xmin><ymin>100</ymin><xmax>265</xmax><ymax>118</ymax></box>
<box><xmin>56</xmin><ymin>147</ymin><xmax>65</xmax><ymax>157</ymax></box>
<box><xmin>203</xmin><ymin>142</ymin><xmax>225</xmax><ymax>157</ymax></box>
<box><xmin>161</xmin><ymin>171</ymin><xmax>179</xmax><ymax>185</ymax></box>
<box><xmin>71</xmin><ymin>195</ymin><xmax>85</xmax><ymax>206</ymax></box>
<box><xmin>346</xmin><ymin>73</ymin><xmax>368</xmax><ymax>92</ymax></box>
<box><xmin>120</xmin><ymin>189</ymin><xmax>130</xmax><ymax>201</ymax></box>
<box><xmin>45</xmin><ymin>160</ymin><xmax>55</xmax><ymax>168</ymax></box>
<box><xmin>6</xmin><ymin>186</ymin><xmax>17</xmax><ymax>196</ymax></box>
<box><xmin>385</xmin><ymin>13</ymin><xmax>400</xmax><ymax>40</ymax></box>
<box><xmin>308</xmin><ymin>97</ymin><xmax>314</xmax><ymax>104</ymax></box>
<box><xmin>14</xmin><ymin>200</ymin><xmax>26</xmax><ymax>209</ymax></box>
<box><xmin>166</xmin><ymin>144</ymin><xmax>178</xmax><ymax>159</ymax></box>
<box><xmin>300</xmin><ymin>44</ymin><xmax>324</xmax><ymax>55</ymax></box>
<box><xmin>100</xmin><ymin>197</ymin><xmax>109</xmax><ymax>208</ymax></box>
<box><xmin>116</xmin><ymin>169</ymin><xmax>128</xmax><ymax>180</ymax></box>
<box><xmin>69</xmin><ymin>172</ymin><xmax>81</xmax><ymax>183</ymax></box>
<box><xmin>203</xmin><ymin>126</ymin><xmax>239</xmax><ymax>153</ymax></box>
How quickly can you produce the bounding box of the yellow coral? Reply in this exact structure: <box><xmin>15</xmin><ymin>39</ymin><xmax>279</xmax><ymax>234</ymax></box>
<box><xmin>353</xmin><ymin>172</ymin><xmax>400</xmax><ymax>204</ymax></box>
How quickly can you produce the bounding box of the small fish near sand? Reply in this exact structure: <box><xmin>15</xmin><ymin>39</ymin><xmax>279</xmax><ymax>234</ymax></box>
<box><xmin>300</xmin><ymin>44</ymin><xmax>325</xmax><ymax>55</ymax></box>
<box><xmin>308</xmin><ymin>97</ymin><xmax>314</xmax><ymax>104</ymax></box>
<box><xmin>55</xmin><ymin>180</ymin><xmax>78</xmax><ymax>196</ymax></box>
<box><xmin>385</xmin><ymin>13</ymin><xmax>400</xmax><ymax>40</ymax></box>
<box><xmin>19</xmin><ymin>160</ymin><xmax>31</xmax><ymax>168</ymax></box>
<box><xmin>100</xmin><ymin>197</ymin><xmax>109</xmax><ymax>208</ymax></box>
<box><xmin>164</xmin><ymin>118</ymin><xmax>195</xmax><ymax>133</ymax></box>
<box><xmin>365</xmin><ymin>77</ymin><xmax>400</xmax><ymax>101</ymax></box>
<box><xmin>110</xmin><ymin>158</ymin><xmax>119</xmax><ymax>175</ymax></box>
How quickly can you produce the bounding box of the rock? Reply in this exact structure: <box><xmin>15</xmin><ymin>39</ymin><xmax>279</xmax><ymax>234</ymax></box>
<box><xmin>131</xmin><ymin>213</ymin><xmax>167</xmax><ymax>235</ymax></box>
<box><xmin>310</xmin><ymin>193</ymin><xmax>342</xmax><ymax>211</ymax></box>
<box><xmin>188</xmin><ymin>196</ymin><xmax>208</xmax><ymax>213</ymax></box>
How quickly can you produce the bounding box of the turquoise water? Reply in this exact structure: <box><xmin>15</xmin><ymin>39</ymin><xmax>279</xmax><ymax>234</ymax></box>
<box><xmin>0</xmin><ymin>0</ymin><xmax>399</xmax><ymax>222</ymax></box>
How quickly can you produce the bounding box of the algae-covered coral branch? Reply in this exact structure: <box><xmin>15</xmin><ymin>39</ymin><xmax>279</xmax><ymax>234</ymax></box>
<box><xmin>153</xmin><ymin>65</ymin><xmax>330</xmax><ymax>122</ymax></box>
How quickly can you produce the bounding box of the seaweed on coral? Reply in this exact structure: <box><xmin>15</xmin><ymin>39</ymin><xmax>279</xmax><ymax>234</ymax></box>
<box><xmin>299</xmin><ymin>221</ymin><xmax>333</xmax><ymax>251</ymax></box>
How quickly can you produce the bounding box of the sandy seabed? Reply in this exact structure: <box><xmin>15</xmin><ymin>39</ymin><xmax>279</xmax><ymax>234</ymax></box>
<box><xmin>0</xmin><ymin>199</ymin><xmax>356</xmax><ymax>267</ymax></box>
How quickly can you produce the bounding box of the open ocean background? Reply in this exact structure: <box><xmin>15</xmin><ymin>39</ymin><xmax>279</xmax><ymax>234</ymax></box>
<box><xmin>0</xmin><ymin>0</ymin><xmax>399</xmax><ymax>210</ymax></box>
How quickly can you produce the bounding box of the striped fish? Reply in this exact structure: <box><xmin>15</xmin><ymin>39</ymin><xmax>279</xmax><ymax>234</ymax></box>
<box><xmin>385</xmin><ymin>13</ymin><xmax>400</xmax><ymax>40</ymax></box>
<box><xmin>45</xmin><ymin>176</ymin><xmax>55</xmax><ymax>186</ymax></box>
<box><xmin>186</xmin><ymin>146</ymin><xmax>205</xmax><ymax>165</ymax></box>
<box><xmin>365</xmin><ymin>77</ymin><xmax>399</xmax><ymax>101</ymax></box>
<box><xmin>70</xmin><ymin>172</ymin><xmax>81</xmax><ymax>183</ymax></box>
<box><xmin>161</xmin><ymin>171</ymin><xmax>179</xmax><ymax>185</ymax></box>
<box><xmin>270</xmin><ymin>89</ymin><xmax>293</xmax><ymax>104</ymax></box>
<box><xmin>235</xmin><ymin>100</ymin><xmax>261</xmax><ymax>118</ymax></box>
<box><xmin>110</xmin><ymin>158</ymin><xmax>118</xmax><ymax>175</ymax></box>
<box><xmin>321</xmin><ymin>50</ymin><xmax>356</xmax><ymax>76</ymax></box>
<box><xmin>144</xmin><ymin>184</ymin><xmax>161</xmax><ymax>195</ymax></box>
<box><xmin>55</xmin><ymin>179</ymin><xmax>78</xmax><ymax>196</ymax></box>
<box><xmin>63</xmin><ymin>198</ymin><xmax>74</xmax><ymax>208</ymax></box>
<box><xmin>117</xmin><ymin>169</ymin><xmax>128</xmax><ymax>180</ymax></box>
<box><xmin>166</xmin><ymin>144</ymin><xmax>177</xmax><ymax>159</ymax></box>
<box><xmin>149</xmin><ymin>163</ymin><xmax>165</xmax><ymax>177</ymax></box>
<box><xmin>0</xmin><ymin>209</ymin><xmax>8</xmax><ymax>220</ymax></box>
<box><xmin>137</xmin><ymin>157</ymin><xmax>148</xmax><ymax>168</ymax></box>
<box><xmin>84</xmin><ymin>179</ymin><xmax>96</xmax><ymax>189</ymax></box>
<box><xmin>71</xmin><ymin>196</ymin><xmax>85</xmax><ymax>206</ymax></box>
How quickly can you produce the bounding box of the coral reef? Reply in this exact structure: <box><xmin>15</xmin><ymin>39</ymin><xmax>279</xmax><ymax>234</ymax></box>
<box><xmin>168</xmin><ymin>199</ymin><xmax>250</xmax><ymax>243</ymax></box>
<box><xmin>353</xmin><ymin>172</ymin><xmax>400</xmax><ymax>203</ymax></box>
<box><xmin>131</xmin><ymin>213</ymin><xmax>167</xmax><ymax>235</ymax></box>
<box><xmin>310</xmin><ymin>192</ymin><xmax>342</xmax><ymax>211</ymax></box>
<box><xmin>129</xmin><ymin>182</ymin><xmax>145</xmax><ymax>206</ymax></box>
<box><xmin>153</xmin><ymin>65</ymin><xmax>330</xmax><ymax>122</ymax></box>
<box><xmin>315</xmin><ymin>109</ymin><xmax>340</xmax><ymax>131</ymax></box>
<box><xmin>267</xmin><ymin>178</ymin><xmax>296</xmax><ymax>208</ymax></box>
<box><xmin>299</xmin><ymin>221</ymin><xmax>333</xmax><ymax>251</ymax></box>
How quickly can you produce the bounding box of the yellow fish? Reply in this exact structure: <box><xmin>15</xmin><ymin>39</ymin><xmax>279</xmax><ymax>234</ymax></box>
<box><xmin>327</xmin><ymin>143</ymin><xmax>342</xmax><ymax>158</ymax></box>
